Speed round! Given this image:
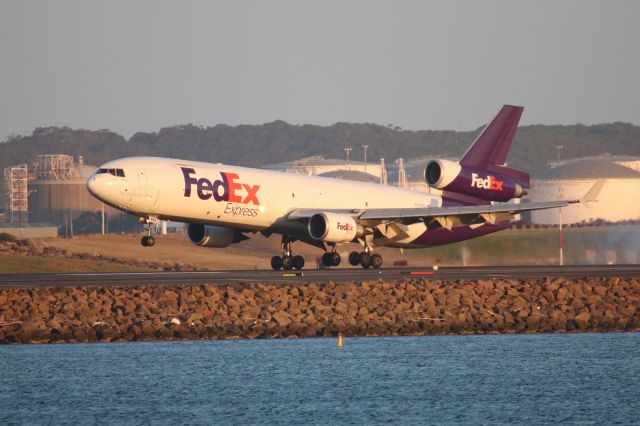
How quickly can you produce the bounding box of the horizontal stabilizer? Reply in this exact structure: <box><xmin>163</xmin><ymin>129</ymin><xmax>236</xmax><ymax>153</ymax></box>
<box><xmin>580</xmin><ymin>180</ymin><xmax>605</xmax><ymax>203</ymax></box>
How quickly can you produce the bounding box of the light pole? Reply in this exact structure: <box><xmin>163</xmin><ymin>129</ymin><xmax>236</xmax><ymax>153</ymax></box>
<box><xmin>361</xmin><ymin>144</ymin><xmax>368</xmax><ymax>173</ymax></box>
<box><xmin>554</xmin><ymin>145</ymin><xmax>564</xmax><ymax>163</ymax></box>
<box><xmin>559</xmin><ymin>207</ymin><xmax>564</xmax><ymax>266</ymax></box>
<box><xmin>344</xmin><ymin>147</ymin><xmax>352</xmax><ymax>162</ymax></box>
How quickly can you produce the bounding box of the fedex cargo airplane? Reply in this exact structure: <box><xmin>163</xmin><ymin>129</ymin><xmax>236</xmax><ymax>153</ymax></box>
<box><xmin>86</xmin><ymin>105</ymin><xmax>596</xmax><ymax>270</ymax></box>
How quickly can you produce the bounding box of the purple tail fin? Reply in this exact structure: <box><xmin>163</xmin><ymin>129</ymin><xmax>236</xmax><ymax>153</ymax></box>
<box><xmin>459</xmin><ymin>105</ymin><xmax>529</xmax><ymax>187</ymax></box>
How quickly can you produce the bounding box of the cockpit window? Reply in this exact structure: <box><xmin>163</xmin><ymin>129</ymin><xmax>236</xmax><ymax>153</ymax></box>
<box><xmin>96</xmin><ymin>168</ymin><xmax>125</xmax><ymax>177</ymax></box>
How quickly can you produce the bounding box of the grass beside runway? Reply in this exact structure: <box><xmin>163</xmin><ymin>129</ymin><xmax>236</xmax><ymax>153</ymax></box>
<box><xmin>0</xmin><ymin>225</ymin><xmax>638</xmax><ymax>273</ymax></box>
<box><xmin>402</xmin><ymin>225</ymin><xmax>640</xmax><ymax>266</ymax></box>
<box><xmin>0</xmin><ymin>253</ymin><xmax>153</xmax><ymax>274</ymax></box>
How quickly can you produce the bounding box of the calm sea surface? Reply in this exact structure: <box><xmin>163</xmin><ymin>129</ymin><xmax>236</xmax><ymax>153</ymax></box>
<box><xmin>1</xmin><ymin>333</ymin><xmax>639</xmax><ymax>425</ymax></box>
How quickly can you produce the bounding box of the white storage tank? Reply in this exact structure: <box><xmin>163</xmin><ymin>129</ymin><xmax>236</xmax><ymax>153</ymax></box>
<box><xmin>529</xmin><ymin>156</ymin><xmax>640</xmax><ymax>225</ymax></box>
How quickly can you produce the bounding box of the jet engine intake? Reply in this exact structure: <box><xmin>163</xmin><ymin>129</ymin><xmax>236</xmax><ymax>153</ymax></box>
<box><xmin>425</xmin><ymin>160</ymin><xmax>527</xmax><ymax>202</ymax></box>
<box><xmin>186</xmin><ymin>223</ymin><xmax>246</xmax><ymax>248</ymax></box>
<box><xmin>425</xmin><ymin>159</ymin><xmax>462</xmax><ymax>190</ymax></box>
<box><xmin>308</xmin><ymin>212</ymin><xmax>361</xmax><ymax>243</ymax></box>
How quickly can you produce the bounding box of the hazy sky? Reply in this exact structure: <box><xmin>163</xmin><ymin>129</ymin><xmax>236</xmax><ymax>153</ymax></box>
<box><xmin>1</xmin><ymin>0</ymin><xmax>639</xmax><ymax>140</ymax></box>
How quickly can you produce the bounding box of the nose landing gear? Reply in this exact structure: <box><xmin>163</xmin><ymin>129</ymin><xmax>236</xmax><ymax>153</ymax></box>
<box><xmin>141</xmin><ymin>235</ymin><xmax>155</xmax><ymax>247</ymax></box>
<box><xmin>140</xmin><ymin>217</ymin><xmax>157</xmax><ymax>247</ymax></box>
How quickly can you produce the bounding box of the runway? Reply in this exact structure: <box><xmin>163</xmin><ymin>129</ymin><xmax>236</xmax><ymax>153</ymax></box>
<box><xmin>2</xmin><ymin>264</ymin><xmax>640</xmax><ymax>288</ymax></box>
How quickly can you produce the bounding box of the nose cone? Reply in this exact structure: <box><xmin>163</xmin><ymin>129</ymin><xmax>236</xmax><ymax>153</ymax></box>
<box><xmin>86</xmin><ymin>173</ymin><xmax>109</xmax><ymax>202</ymax></box>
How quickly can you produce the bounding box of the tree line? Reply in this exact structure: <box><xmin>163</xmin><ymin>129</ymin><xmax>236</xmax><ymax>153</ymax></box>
<box><xmin>1</xmin><ymin>120</ymin><xmax>639</xmax><ymax>182</ymax></box>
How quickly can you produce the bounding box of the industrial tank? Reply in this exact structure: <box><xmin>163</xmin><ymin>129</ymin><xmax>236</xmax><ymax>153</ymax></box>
<box><xmin>528</xmin><ymin>156</ymin><xmax>640</xmax><ymax>225</ymax></box>
<box><xmin>28</xmin><ymin>155</ymin><xmax>121</xmax><ymax>225</ymax></box>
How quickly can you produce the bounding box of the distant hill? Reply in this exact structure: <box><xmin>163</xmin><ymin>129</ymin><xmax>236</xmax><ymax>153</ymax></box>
<box><xmin>1</xmin><ymin>120</ymin><xmax>639</xmax><ymax>187</ymax></box>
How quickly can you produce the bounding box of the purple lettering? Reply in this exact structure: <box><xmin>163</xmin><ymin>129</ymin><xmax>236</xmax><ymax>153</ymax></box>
<box><xmin>213</xmin><ymin>174</ymin><xmax>229</xmax><ymax>202</ymax></box>
<box><xmin>181</xmin><ymin>167</ymin><xmax>198</xmax><ymax>197</ymax></box>
<box><xmin>197</xmin><ymin>178</ymin><xmax>213</xmax><ymax>200</ymax></box>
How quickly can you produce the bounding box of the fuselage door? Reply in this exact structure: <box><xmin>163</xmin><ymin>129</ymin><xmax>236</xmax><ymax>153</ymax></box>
<box><xmin>137</xmin><ymin>168</ymin><xmax>147</xmax><ymax>187</ymax></box>
<box><xmin>132</xmin><ymin>168</ymin><xmax>159</xmax><ymax>213</ymax></box>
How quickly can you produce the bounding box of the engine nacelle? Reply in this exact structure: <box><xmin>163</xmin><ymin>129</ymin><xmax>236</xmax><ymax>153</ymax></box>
<box><xmin>308</xmin><ymin>212</ymin><xmax>360</xmax><ymax>243</ymax></box>
<box><xmin>186</xmin><ymin>223</ymin><xmax>245</xmax><ymax>248</ymax></box>
<box><xmin>425</xmin><ymin>159</ymin><xmax>527</xmax><ymax>202</ymax></box>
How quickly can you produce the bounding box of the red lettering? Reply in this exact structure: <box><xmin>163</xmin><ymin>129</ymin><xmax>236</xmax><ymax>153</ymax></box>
<box><xmin>242</xmin><ymin>183</ymin><xmax>260</xmax><ymax>205</ymax></box>
<box><xmin>489</xmin><ymin>176</ymin><xmax>504</xmax><ymax>191</ymax></box>
<box><xmin>224</xmin><ymin>172</ymin><xmax>243</xmax><ymax>203</ymax></box>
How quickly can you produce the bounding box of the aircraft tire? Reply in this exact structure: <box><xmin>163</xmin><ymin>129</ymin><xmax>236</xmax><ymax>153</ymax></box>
<box><xmin>271</xmin><ymin>256</ymin><xmax>283</xmax><ymax>270</ymax></box>
<box><xmin>282</xmin><ymin>255</ymin><xmax>294</xmax><ymax>270</ymax></box>
<box><xmin>141</xmin><ymin>236</ymin><xmax>155</xmax><ymax>247</ymax></box>
<box><xmin>321</xmin><ymin>252</ymin><xmax>334</xmax><ymax>267</ymax></box>
<box><xmin>331</xmin><ymin>252</ymin><xmax>341</xmax><ymax>267</ymax></box>
<box><xmin>360</xmin><ymin>252</ymin><xmax>371</xmax><ymax>269</ymax></box>
<box><xmin>348</xmin><ymin>251</ymin><xmax>360</xmax><ymax>266</ymax></box>
<box><xmin>293</xmin><ymin>255</ymin><xmax>305</xmax><ymax>270</ymax></box>
<box><xmin>371</xmin><ymin>253</ymin><xmax>383</xmax><ymax>269</ymax></box>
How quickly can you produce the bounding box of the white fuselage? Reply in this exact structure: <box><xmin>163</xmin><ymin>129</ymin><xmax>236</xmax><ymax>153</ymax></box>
<box><xmin>87</xmin><ymin>157</ymin><xmax>441</xmax><ymax>241</ymax></box>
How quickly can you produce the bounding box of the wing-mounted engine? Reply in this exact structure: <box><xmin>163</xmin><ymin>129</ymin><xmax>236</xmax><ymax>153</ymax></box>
<box><xmin>308</xmin><ymin>212</ymin><xmax>363</xmax><ymax>243</ymax></box>
<box><xmin>425</xmin><ymin>159</ymin><xmax>527</xmax><ymax>202</ymax></box>
<box><xmin>186</xmin><ymin>223</ymin><xmax>248</xmax><ymax>248</ymax></box>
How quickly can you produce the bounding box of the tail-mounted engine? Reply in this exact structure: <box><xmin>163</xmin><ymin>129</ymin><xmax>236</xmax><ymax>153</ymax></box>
<box><xmin>425</xmin><ymin>159</ymin><xmax>527</xmax><ymax>202</ymax></box>
<box><xmin>308</xmin><ymin>212</ymin><xmax>363</xmax><ymax>243</ymax></box>
<box><xmin>186</xmin><ymin>223</ymin><xmax>247</xmax><ymax>248</ymax></box>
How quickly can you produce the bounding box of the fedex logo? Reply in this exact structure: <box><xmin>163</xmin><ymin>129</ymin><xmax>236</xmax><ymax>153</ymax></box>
<box><xmin>471</xmin><ymin>173</ymin><xmax>504</xmax><ymax>191</ymax></box>
<box><xmin>181</xmin><ymin>167</ymin><xmax>260</xmax><ymax>205</ymax></box>
<box><xmin>337</xmin><ymin>222</ymin><xmax>353</xmax><ymax>231</ymax></box>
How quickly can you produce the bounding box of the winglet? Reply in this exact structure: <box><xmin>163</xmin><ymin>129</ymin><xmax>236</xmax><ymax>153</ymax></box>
<box><xmin>580</xmin><ymin>179</ymin><xmax>605</xmax><ymax>203</ymax></box>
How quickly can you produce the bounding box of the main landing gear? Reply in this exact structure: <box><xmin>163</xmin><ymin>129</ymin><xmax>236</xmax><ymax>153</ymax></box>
<box><xmin>140</xmin><ymin>218</ymin><xmax>155</xmax><ymax>247</ymax></box>
<box><xmin>347</xmin><ymin>249</ymin><xmax>383</xmax><ymax>269</ymax></box>
<box><xmin>271</xmin><ymin>237</ymin><xmax>305</xmax><ymax>270</ymax></box>
<box><xmin>320</xmin><ymin>247</ymin><xmax>383</xmax><ymax>269</ymax></box>
<box><xmin>321</xmin><ymin>250</ymin><xmax>341</xmax><ymax>268</ymax></box>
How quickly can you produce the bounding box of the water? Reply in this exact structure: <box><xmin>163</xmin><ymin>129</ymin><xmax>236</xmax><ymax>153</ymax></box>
<box><xmin>1</xmin><ymin>333</ymin><xmax>639</xmax><ymax>425</ymax></box>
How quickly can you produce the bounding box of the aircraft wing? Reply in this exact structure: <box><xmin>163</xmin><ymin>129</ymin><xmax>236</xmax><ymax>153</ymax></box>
<box><xmin>358</xmin><ymin>200</ymin><xmax>571</xmax><ymax>221</ymax></box>
<box><xmin>288</xmin><ymin>200</ymin><xmax>569</xmax><ymax>230</ymax></box>
<box><xmin>287</xmin><ymin>208</ymin><xmax>362</xmax><ymax>220</ymax></box>
<box><xmin>288</xmin><ymin>180</ymin><xmax>604</xmax><ymax>230</ymax></box>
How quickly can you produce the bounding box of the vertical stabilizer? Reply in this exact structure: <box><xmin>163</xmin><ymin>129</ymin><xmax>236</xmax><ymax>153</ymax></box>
<box><xmin>459</xmin><ymin>105</ymin><xmax>528</xmax><ymax>186</ymax></box>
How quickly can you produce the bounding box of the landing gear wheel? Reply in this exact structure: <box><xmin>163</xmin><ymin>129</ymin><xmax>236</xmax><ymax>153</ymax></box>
<box><xmin>331</xmin><ymin>252</ymin><xmax>341</xmax><ymax>267</ymax></box>
<box><xmin>293</xmin><ymin>255</ymin><xmax>305</xmax><ymax>270</ymax></box>
<box><xmin>271</xmin><ymin>255</ymin><xmax>283</xmax><ymax>270</ymax></box>
<box><xmin>141</xmin><ymin>236</ymin><xmax>155</xmax><ymax>247</ymax></box>
<box><xmin>360</xmin><ymin>252</ymin><xmax>371</xmax><ymax>269</ymax></box>
<box><xmin>370</xmin><ymin>253</ymin><xmax>383</xmax><ymax>269</ymax></box>
<box><xmin>282</xmin><ymin>255</ymin><xmax>294</xmax><ymax>270</ymax></box>
<box><xmin>348</xmin><ymin>251</ymin><xmax>361</xmax><ymax>266</ymax></box>
<box><xmin>321</xmin><ymin>252</ymin><xmax>334</xmax><ymax>268</ymax></box>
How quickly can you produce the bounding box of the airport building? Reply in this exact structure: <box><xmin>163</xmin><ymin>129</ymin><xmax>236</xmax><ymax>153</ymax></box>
<box><xmin>528</xmin><ymin>155</ymin><xmax>640</xmax><ymax>225</ymax></box>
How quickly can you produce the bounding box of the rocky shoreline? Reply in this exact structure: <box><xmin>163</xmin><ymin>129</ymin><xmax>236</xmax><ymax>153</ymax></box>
<box><xmin>1</xmin><ymin>277</ymin><xmax>639</xmax><ymax>344</ymax></box>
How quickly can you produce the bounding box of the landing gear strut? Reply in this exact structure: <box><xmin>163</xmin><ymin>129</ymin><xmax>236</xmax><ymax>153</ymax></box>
<box><xmin>140</xmin><ymin>218</ymin><xmax>155</xmax><ymax>247</ymax></box>
<box><xmin>348</xmin><ymin>248</ymin><xmax>383</xmax><ymax>269</ymax></box>
<box><xmin>271</xmin><ymin>237</ymin><xmax>304</xmax><ymax>270</ymax></box>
